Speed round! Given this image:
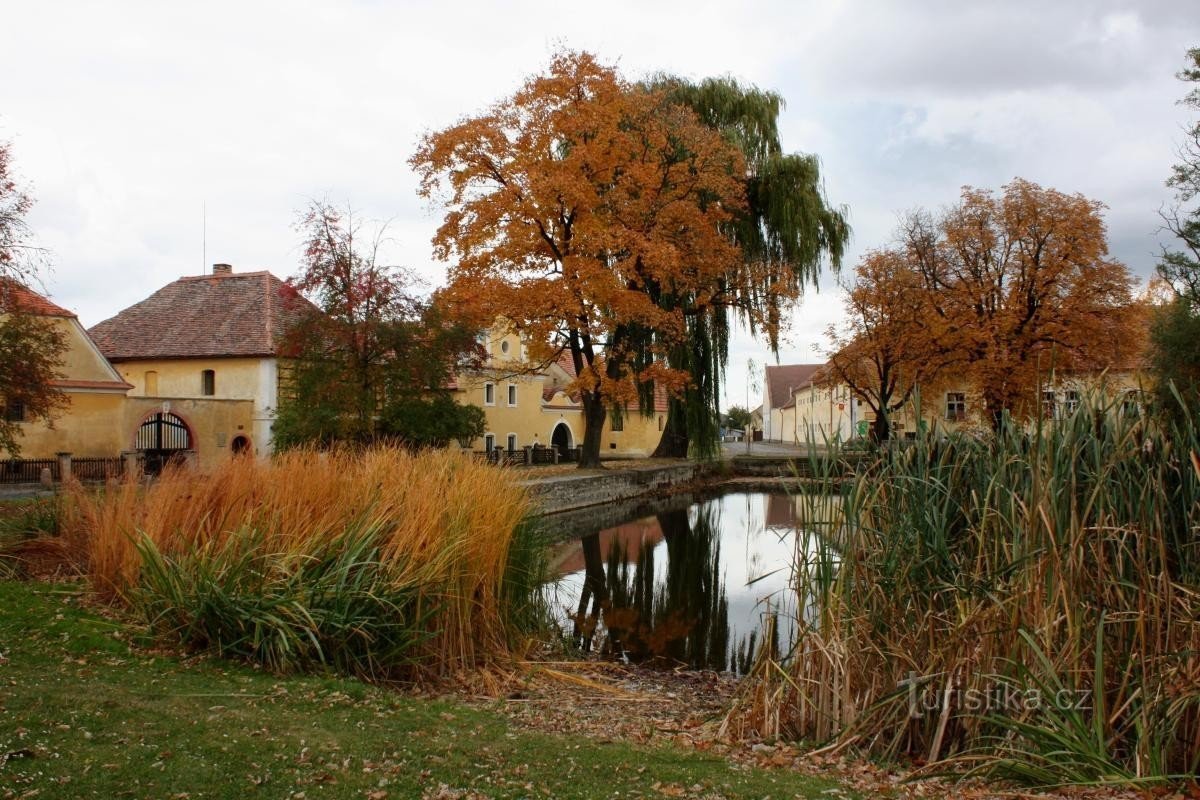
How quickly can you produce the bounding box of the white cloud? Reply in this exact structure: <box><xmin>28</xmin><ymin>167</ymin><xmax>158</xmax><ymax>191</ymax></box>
<box><xmin>1</xmin><ymin>0</ymin><xmax>1195</xmax><ymax>410</ymax></box>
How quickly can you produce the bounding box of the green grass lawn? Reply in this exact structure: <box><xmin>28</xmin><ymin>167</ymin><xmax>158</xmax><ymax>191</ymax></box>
<box><xmin>0</xmin><ymin>581</ymin><xmax>845</xmax><ymax>799</ymax></box>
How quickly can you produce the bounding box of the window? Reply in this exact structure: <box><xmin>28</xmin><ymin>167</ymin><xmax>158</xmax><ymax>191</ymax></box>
<box><xmin>658</xmin><ymin>414</ymin><xmax>665</xmax><ymax>431</ymax></box>
<box><xmin>945</xmin><ymin>392</ymin><xmax>966</xmax><ymax>421</ymax></box>
<box><xmin>507</xmin><ymin>434</ymin><xmax>517</xmax><ymax>452</ymax></box>
<box><xmin>484</xmin><ymin>433</ymin><xmax>495</xmax><ymax>452</ymax></box>
<box><xmin>1042</xmin><ymin>391</ymin><xmax>1057</xmax><ymax>419</ymax></box>
<box><xmin>610</xmin><ymin>410</ymin><xmax>624</xmax><ymax>432</ymax></box>
<box><xmin>201</xmin><ymin>369</ymin><xmax>215</xmax><ymax>396</ymax></box>
<box><xmin>500</xmin><ymin>340</ymin><xmax>510</xmax><ymax>355</ymax></box>
<box><xmin>507</xmin><ymin>383</ymin><xmax>517</xmax><ymax>406</ymax></box>
<box><xmin>4</xmin><ymin>401</ymin><xmax>25</xmax><ymax>423</ymax></box>
<box><xmin>1064</xmin><ymin>390</ymin><xmax>1080</xmax><ymax>415</ymax></box>
<box><xmin>144</xmin><ymin>371</ymin><xmax>158</xmax><ymax>396</ymax></box>
<box><xmin>484</xmin><ymin>382</ymin><xmax>495</xmax><ymax>405</ymax></box>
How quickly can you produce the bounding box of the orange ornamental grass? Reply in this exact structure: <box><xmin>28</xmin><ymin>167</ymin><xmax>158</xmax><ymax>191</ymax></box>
<box><xmin>62</xmin><ymin>448</ymin><xmax>532</xmax><ymax>677</ymax></box>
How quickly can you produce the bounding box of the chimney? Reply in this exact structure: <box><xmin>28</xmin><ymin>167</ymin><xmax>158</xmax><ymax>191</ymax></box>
<box><xmin>212</xmin><ymin>263</ymin><xmax>233</xmax><ymax>275</ymax></box>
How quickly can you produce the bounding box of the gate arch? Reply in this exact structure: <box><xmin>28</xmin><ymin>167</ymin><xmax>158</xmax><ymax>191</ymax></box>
<box><xmin>135</xmin><ymin>411</ymin><xmax>193</xmax><ymax>475</ymax></box>
<box><xmin>550</xmin><ymin>422</ymin><xmax>573</xmax><ymax>457</ymax></box>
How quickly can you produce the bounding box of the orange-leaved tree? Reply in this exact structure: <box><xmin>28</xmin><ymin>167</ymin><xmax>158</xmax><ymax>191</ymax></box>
<box><xmin>825</xmin><ymin>249</ymin><xmax>948</xmax><ymax>442</ymax></box>
<box><xmin>411</xmin><ymin>51</ymin><xmax>747</xmax><ymax>467</ymax></box>
<box><xmin>901</xmin><ymin>179</ymin><xmax>1137</xmax><ymax>429</ymax></box>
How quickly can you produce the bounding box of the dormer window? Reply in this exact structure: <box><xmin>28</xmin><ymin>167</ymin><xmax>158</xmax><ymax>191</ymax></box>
<box><xmin>201</xmin><ymin>369</ymin><xmax>216</xmax><ymax>396</ymax></box>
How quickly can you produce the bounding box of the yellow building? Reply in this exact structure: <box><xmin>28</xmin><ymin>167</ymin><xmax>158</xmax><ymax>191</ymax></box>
<box><xmin>762</xmin><ymin>364</ymin><xmax>824</xmax><ymax>443</ymax></box>
<box><xmin>88</xmin><ymin>263</ymin><xmax>313</xmax><ymax>463</ymax></box>
<box><xmin>454</xmin><ymin>326</ymin><xmax>667</xmax><ymax>458</ymax></box>
<box><xmin>780</xmin><ymin>368</ymin><xmax>1145</xmax><ymax>445</ymax></box>
<box><xmin>2</xmin><ymin>280</ymin><xmax>132</xmax><ymax>460</ymax></box>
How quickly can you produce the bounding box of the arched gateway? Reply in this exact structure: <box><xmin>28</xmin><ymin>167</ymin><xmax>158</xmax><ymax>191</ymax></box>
<box><xmin>550</xmin><ymin>422</ymin><xmax>573</xmax><ymax>457</ymax></box>
<box><xmin>136</xmin><ymin>412</ymin><xmax>192</xmax><ymax>475</ymax></box>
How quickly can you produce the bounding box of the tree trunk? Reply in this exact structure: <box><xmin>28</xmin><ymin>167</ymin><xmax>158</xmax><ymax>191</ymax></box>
<box><xmin>652</xmin><ymin>398</ymin><xmax>689</xmax><ymax>458</ymax></box>
<box><xmin>986</xmin><ymin>391</ymin><xmax>1008</xmax><ymax>433</ymax></box>
<box><xmin>573</xmin><ymin>532</ymin><xmax>609</xmax><ymax>649</ymax></box>
<box><xmin>578</xmin><ymin>392</ymin><xmax>608</xmax><ymax>468</ymax></box>
<box><xmin>871</xmin><ymin>411</ymin><xmax>891</xmax><ymax>443</ymax></box>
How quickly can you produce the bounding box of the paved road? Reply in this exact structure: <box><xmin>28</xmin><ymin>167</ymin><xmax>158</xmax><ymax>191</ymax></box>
<box><xmin>720</xmin><ymin>439</ymin><xmax>830</xmax><ymax>457</ymax></box>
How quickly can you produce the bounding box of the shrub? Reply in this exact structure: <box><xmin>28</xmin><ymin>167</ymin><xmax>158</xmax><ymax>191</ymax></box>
<box><xmin>62</xmin><ymin>448</ymin><xmax>535</xmax><ymax>679</ymax></box>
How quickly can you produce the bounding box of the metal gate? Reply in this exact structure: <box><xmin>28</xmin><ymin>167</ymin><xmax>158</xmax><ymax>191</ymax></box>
<box><xmin>136</xmin><ymin>412</ymin><xmax>191</xmax><ymax>475</ymax></box>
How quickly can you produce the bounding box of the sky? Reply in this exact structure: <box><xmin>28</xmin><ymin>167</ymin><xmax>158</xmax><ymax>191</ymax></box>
<box><xmin>3</xmin><ymin>0</ymin><xmax>1197</xmax><ymax>411</ymax></box>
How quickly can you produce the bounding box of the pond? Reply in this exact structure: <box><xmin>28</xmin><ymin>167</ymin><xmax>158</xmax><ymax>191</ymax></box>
<box><xmin>540</xmin><ymin>490</ymin><xmax>840</xmax><ymax>674</ymax></box>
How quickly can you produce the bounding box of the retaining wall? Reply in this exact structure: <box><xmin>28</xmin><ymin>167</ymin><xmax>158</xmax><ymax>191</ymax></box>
<box><xmin>519</xmin><ymin>463</ymin><xmax>706</xmax><ymax>516</ymax></box>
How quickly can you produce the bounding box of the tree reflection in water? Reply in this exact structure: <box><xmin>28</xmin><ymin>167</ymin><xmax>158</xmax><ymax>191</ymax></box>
<box><xmin>570</xmin><ymin>507</ymin><xmax>731</xmax><ymax>671</ymax></box>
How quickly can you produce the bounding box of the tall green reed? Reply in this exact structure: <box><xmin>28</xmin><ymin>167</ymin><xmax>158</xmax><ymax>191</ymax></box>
<box><xmin>728</xmin><ymin>387</ymin><xmax>1200</xmax><ymax>785</ymax></box>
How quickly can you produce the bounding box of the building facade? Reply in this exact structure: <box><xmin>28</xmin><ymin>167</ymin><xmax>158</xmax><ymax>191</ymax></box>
<box><xmin>88</xmin><ymin>264</ymin><xmax>313</xmax><ymax>462</ymax></box>
<box><xmin>454</xmin><ymin>325</ymin><xmax>667</xmax><ymax>458</ymax></box>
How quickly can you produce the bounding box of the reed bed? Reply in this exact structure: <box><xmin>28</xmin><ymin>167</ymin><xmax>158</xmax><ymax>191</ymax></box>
<box><xmin>725</xmin><ymin>393</ymin><xmax>1200</xmax><ymax>786</ymax></box>
<box><xmin>61</xmin><ymin>448</ymin><xmax>538</xmax><ymax>680</ymax></box>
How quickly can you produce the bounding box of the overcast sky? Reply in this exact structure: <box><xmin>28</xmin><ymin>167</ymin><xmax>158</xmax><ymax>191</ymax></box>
<box><xmin>3</xmin><ymin>0</ymin><xmax>1197</xmax><ymax>410</ymax></box>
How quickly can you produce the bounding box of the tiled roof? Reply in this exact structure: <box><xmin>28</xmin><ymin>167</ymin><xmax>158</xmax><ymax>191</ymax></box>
<box><xmin>765</xmin><ymin>364</ymin><xmax>824</xmax><ymax>409</ymax></box>
<box><xmin>89</xmin><ymin>270</ymin><xmax>316</xmax><ymax>361</ymax></box>
<box><xmin>0</xmin><ymin>278</ymin><xmax>75</xmax><ymax>317</ymax></box>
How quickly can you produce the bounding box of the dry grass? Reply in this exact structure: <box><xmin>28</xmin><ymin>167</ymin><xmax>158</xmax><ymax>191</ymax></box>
<box><xmin>725</xmin><ymin>395</ymin><xmax>1200</xmax><ymax>786</ymax></box>
<box><xmin>60</xmin><ymin>448</ymin><xmax>534</xmax><ymax>677</ymax></box>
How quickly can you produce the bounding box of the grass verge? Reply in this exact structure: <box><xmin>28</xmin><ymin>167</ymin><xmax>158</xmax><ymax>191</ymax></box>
<box><xmin>0</xmin><ymin>580</ymin><xmax>844</xmax><ymax>800</ymax></box>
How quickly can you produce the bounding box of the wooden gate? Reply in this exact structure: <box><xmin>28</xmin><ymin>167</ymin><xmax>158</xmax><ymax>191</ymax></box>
<box><xmin>136</xmin><ymin>412</ymin><xmax>191</xmax><ymax>475</ymax></box>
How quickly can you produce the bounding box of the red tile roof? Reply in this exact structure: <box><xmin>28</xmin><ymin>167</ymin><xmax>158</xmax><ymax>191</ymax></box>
<box><xmin>0</xmin><ymin>278</ymin><xmax>75</xmax><ymax>317</ymax></box>
<box><xmin>765</xmin><ymin>364</ymin><xmax>824</xmax><ymax>409</ymax></box>
<box><xmin>88</xmin><ymin>270</ymin><xmax>317</xmax><ymax>361</ymax></box>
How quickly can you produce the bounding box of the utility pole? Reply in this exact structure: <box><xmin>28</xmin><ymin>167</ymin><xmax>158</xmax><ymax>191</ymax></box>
<box><xmin>746</xmin><ymin>358</ymin><xmax>760</xmax><ymax>455</ymax></box>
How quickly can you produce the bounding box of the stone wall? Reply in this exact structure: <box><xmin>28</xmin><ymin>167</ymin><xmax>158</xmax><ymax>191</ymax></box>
<box><xmin>519</xmin><ymin>463</ymin><xmax>705</xmax><ymax>516</ymax></box>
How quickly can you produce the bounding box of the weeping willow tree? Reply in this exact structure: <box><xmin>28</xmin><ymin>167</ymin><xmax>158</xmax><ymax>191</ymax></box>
<box><xmin>642</xmin><ymin>77</ymin><xmax>851</xmax><ymax>457</ymax></box>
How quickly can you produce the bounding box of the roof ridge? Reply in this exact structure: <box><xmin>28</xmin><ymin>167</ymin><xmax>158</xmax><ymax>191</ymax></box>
<box><xmin>175</xmin><ymin>270</ymin><xmax>273</xmax><ymax>282</ymax></box>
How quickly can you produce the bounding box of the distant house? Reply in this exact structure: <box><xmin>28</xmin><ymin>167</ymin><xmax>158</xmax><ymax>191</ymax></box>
<box><xmin>761</xmin><ymin>364</ymin><xmax>823</xmax><ymax>442</ymax></box>
<box><xmin>779</xmin><ymin>367</ymin><xmax>1145</xmax><ymax>445</ymax></box>
<box><xmin>88</xmin><ymin>264</ymin><xmax>315</xmax><ymax>459</ymax></box>
<box><xmin>1</xmin><ymin>279</ymin><xmax>132</xmax><ymax>459</ymax></box>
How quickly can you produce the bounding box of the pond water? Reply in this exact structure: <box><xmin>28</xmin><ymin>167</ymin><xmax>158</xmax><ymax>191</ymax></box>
<box><xmin>540</xmin><ymin>491</ymin><xmax>838</xmax><ymax>673</ymax></box>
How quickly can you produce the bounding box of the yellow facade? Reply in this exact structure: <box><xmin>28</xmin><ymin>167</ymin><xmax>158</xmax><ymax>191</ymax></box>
<box><xmin>8</xmin><ymin>304</ymin><xmax>265</xmax><ymax>471</ymax></box>
<box><xmin>782</xmin><ymin>370</ymin><xmax>1146</xmax><ymax>444</ymax></box>
<box><xmin>454</xmin><ymin>326</ymin><xmax>666</xmax><ymax>458</ymax></box>
<box><xmin>112</xmin><ymin>356</ymin><xmax>279</xmax><ymax>455</ymax></box>
<box><xmin>6</xmin><ymin>315</ymin><xmax>131</xmax><ymax>459</ymax></box>
<box><xmin>14</xmin><ymin>391</ymin><xmax>128</xmax><ymax>457</ymax></box>
<box><xmin>122</xmin><ymin>397</ymin><xmax>256</xmax><ymax>469</ymax></box>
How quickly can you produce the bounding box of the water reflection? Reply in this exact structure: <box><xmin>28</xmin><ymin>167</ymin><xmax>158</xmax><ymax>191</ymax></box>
<box><xmin>545</xmin><ymin>492</ymin><xmax>835</xmax><ymax>673</ymax></box>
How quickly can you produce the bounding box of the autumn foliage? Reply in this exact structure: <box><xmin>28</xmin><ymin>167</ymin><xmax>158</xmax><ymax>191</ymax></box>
<box><xmin>826</xmin><ymin>249</ymin><xmax>946</xmax><ymax>441</ymax></box>
<box><xmin>412</xmin><ymin>52</ymin><xmax>758</xmax><ymax>466</ymax></box>
<box><xmin>828</xmin><ymin>180</ymin><xmax>1138</xmax><ymax>433</ymax></box>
